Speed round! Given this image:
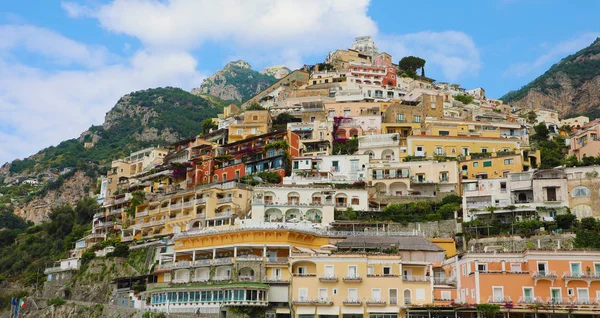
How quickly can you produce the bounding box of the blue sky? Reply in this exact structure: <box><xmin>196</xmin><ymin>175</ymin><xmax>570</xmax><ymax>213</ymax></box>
<box><xmin>0</xmin><ymin>0</ymin><xmax>599</xmax><ymax>164</ymax></box>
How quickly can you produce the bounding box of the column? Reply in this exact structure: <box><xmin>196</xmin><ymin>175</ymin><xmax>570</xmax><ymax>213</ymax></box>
<box><xmin>213</xmin><ymin>248</ymin><xmax>216</xmax><ymax>260</ymax></box>
<box><xmin>263</xmin><ymin>246</ymin><xmax>267</xmax><ymax>258</ymax></box>
<box><xmin>173</xmin><ymin>252</ymin><xmax>177</xmax><ymax>264</ymax></box>
<box><xmin>234</xmin><ymin>246</ymin><xmax>237</xmax><ymax>258</ymax></box>
<box><xmin>192</xmin><ymin>250</ymin><xmax>196</xmax><ymax>262</ymax></box>
<box><xmin>289</xmin><ymin>246</ymin><xmax>292</xmax><ymax>257</ymax></box>
<box><xmin>501</xmin><ymin>260</ymin><xmax>506</xmax><ymax>272</ymax></box>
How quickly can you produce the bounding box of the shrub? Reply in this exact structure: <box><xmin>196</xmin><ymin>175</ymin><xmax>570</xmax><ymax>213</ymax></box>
<box><xmin>48</xmin><ymin>298</ymin><xmax>66</xmax><ymax>307</ymax></box>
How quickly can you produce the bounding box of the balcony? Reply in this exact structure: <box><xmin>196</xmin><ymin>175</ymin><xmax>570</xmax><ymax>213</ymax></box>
<box><xmin>366</xmin><ymin>299</ymin><xmax>386</xmax><ymax>306</ymax></box>
<box><xmin>121</xmin><ymin>236</ymin><xmax>133</xmax><ymax>242</ymax></box>
<box><xmin>137</xmin><ymin>211</ymin><xmax>148</xmax><ymax>217</ymax></box>
<box><xmin>518</xmin><ymin>296</ymin><xmax>543</xmax><ymax>304</ymax></box>
<box><xmin>264</xmin><ymin>276</ymin><xmax>290</xmax><ymax>284</ymax></box>
<box><xmin>195</xmin><ymin>198</ymin><xmax>206</xmax><ymax>205</ymax></box>
<box><xmin>343</xmin><ymin>299</ymin><xmax>363</xmax><ymax>306</ymax></box>
<box><xmin>319</xmin><ymin>275</ymin><xmax>339</xmax><ymax>282</ymax></box>
<box><xmin>93</xmin><ymin>211</ymin><xmax>105</xmax><ymax>218</ymax></box>
<box><xmin>183</xmin><ymin>201</ymin><xmax>193</xmax><ymax>208</ymax></box>
<box><xmin>266</xmin><ymin>257</ymin><xmax>288</xmax><ymax>265</ymax></box>
<box><xmin>293</xmin><ymin>273</ymin><xmax>317</xmax><ymax>277</ymax></box>
<box><xmin>403</xmin><ymin>275</ymin><xmax>429</xmax><ymax>283</ymax></box>
<box><xmin>532</xmin><ymin>271</ymin><xmax>558</xmax><ymax>285</ymax></box>
<box><xmin>44</xmin><ymin>265</ymin><xmax>78</xmax><ymax>274</ymax></box>
<box><xmin>213</xmin><ymin>257</ymin><xmax>234</xmax><ymax>265</ymax></box>
<box><xmin>109</xmin><ymin>208</ymin><xmax>123</xmax><ymax>215</ymax></box>
<box><xmin>488</xmin><ymin>296</ymin><xmax>512</xmax><ymax>304</ymax></box>
<box><xmin>543</xmin><ymin>195</ymin><xmax>563</xmax><ymax>203</ymax></box>
<box><xmin>343</xmin><ymin>275</ymin><xmax>363</xmax><ymax>282</ymax></box>
<box><xmin>236</xmin><ymin>255</ymin><xmax>264</xmax><ymax>262</ymax></box>
<box><xmin>191</xmin><ymin>259</ymin><xmax>212</xmax><ymax>267</ymax></box>
<box><xmin>293</xmin><ymin>298</ymin><xmax>333</xmax><ymax>305</ymax></box>
<box><xmin>170</xmin><ymin>203</ymin><xmax>182</xmax><ymax>210</ymax></box>
<box><xmin>97</xmin><ymin>221</ymin><xmax>114</xmax><ymax>228</ymax></box>
<box><xmin>212</xmin><ymin>275</ymin><xmax>231</xmax><ymax>282</ymax></box>
<box><xmin>217</xmin><ymin>197</ymin><xmax>233</xmax><ymax>204</ymax></box>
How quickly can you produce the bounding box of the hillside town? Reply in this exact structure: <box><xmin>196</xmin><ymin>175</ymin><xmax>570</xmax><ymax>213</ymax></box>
<box><xmin>34</xmin><ymin>36</ymin><xmax>600</xmax><ymax>318</ymax></box>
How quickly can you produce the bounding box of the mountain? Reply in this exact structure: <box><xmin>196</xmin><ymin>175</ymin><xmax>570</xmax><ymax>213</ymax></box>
<box><xmin>191</xmin><ymin>60</ymin><xmax>278</xmax><ymax>103</ymax></box>
<box><xmin>260</xmin><ymin>65</ymin><xmax>291</xmax><ymax>79</ymax></box>
<box><xmin>2</xmin><ymin>87</ymin><xmax>221</xmax><ymax>222</ymax></box>
<box><xmin>501</xmin><ymin>38</ymin><xmax>600</xmax><ymax>118</ymax></box>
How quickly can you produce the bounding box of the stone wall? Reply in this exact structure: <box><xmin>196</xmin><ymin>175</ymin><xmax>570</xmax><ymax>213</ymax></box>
<box><xmin>387</xmin><ymin>219</ymin><xmax>460</xmax><ymax>238</ymax></box>
<box><xmin>467</xmin><ymin>233</ymin><xmax>575</xmax><ymax>252</ymax></box>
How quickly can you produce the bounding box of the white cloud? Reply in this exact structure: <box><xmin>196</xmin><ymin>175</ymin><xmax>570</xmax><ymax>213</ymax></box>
<box><xmin>377</xmin><ymin>31</ymin><xmax>481</xmax><ymax>81</ymax></box>
<box><xmin>505</xmin><ymin>32</ymin><xmax>600</xmax><ymax>78</ymax></box>
<box><xmin>0</xmin><ymin>24</ymin><xmax>110</xmax><ymax>68</ymax></box>
<box><xmin>0</xmin><ymin>25</ymin><xmax>206</xmax><ymax>163</ymax></box>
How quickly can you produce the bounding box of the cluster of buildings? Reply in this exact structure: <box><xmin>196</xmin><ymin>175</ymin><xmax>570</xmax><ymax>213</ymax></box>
<box><xmin>42</xmin><ymin>36</ymin><xmax>600</xmax><ymax>318</ymax></box>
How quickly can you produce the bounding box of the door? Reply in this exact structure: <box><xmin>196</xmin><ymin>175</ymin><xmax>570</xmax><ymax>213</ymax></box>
<box><xmin>273</xmin><ymin>268</ymin><xmax>281</xmax><ymax>279</ymax></box>
<box><xmin>571</xmin><ymin>263</ymin><xmax>581</xmax><ymax>276</ymax></box>
<box><xmin>348</xmin><ymin>288</ymin><xmax>358</xmax><ymax>302</ymax></box>
<box><xmin>538</xmin><ymin>263</ymin><xmax>547</xmax><ymax>275</ymax></box>
<box><xmin>551</xmin><ymin>289</ymin><xmax>561</xmax><ymax>303</ymax></box>
<box><xmin>348</xmin><ymin>266</ymin><xmax>358</xmax><ymax>278</ymax></box>
<box><xmin>319</xmin><ymin>288</ymin><xmax>328</xmax><ymax>301</ymax></box>
<box><xmin>325</xmin><ymin>265</ymin><xmax>334</xmax><ymax>278</ymax></box>
<box><xmin>372</xmin><ymin>289</ymin><xmax>381</xmax><ymax>301</ymax></box>
<box><xmin>493</xmin><ymin>287</ymin><xmax>504</xmax><ymax>303</ymax></box>
<box><xmin>523</xmin><ymin>288</ymin><xmax>533</xmax><ymax>303</ymax></box>
<box><xmin>389</xmin><ymin>289</ymin><xmax>398</xmax><ymax>305</ymax></box>
<box><xmin>299</xmin><ymin>288</ymin><xmax>308</xmax><ymax>301</ymax></box>
<box><xmin>403</xmin><ymin>269</ymin><xmax>412</xmax><ymax>280</ymax></box>
<box><xmin>546</xmin><ymin>187</ymin><xmax>557</xmax><ymax>201</ymax></box>
<box><xmin>578</xmin><ymin>289</ymin><xmax>589</xmax><ymax>303</ymax></box>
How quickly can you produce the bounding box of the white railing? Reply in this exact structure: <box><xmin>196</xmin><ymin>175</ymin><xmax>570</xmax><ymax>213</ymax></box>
<box><xmin>170</xmin><ymin>203</ymin><xmax>182</xmax><ymax>210</ymax></box>
<box><xmin>213</xmin><ymin>257</ymin><xmax>233</xmax><ymax>265</ymax></box>
<box><xmin>236</xmin><ymin>255</ymin><xmax>264</xmax><ymax>261</ymax></box>
<box><xmin>487</xmin><ymin>296</ymin><xmax>511</xmax><ymax>303</ymax></box>
<box><xmin>137</xmin><ymin>211</ymin><xmax>148</xmax><ymax>217</ymax></box>
<box><xmin>195</xmin><ymin>198</ymin><xmax>206</xmax><ymax>205</ymax></box>
<box><xmin>217</xmin><ymin>197</ymin><xmax>233</xmax><ymax>204</ymax></box>
<box><xmin>121</xmin><ymin>236</ymin><xmax>133</xmax><ymax>242</ymax></box>
<box><xmin>532</xmin><ymin>271</ymin><xmax>558</xmax><ymax>279</ymax></box>
<box><xmin>183</xmin><ymin>201</ymin><xmax>193</xmax><ymax>208</ymax></box>
<box><xmin>518</xmin><ymin>296</ymin><xmax>543</xmax><ymax>304</ymax></box>
<box><xmin>403</xmin><ymin>275</ymin><xmax>429</xmax><ymax>282</ymax></box>
<box><xmin>93</xmin><ymin>212</ymin><xmax>105</xmax><ymax>218</ymax></box>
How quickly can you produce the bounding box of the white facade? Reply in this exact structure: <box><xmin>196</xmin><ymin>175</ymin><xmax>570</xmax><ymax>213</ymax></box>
<box><xmin>358</xmin><ymin>133</ymin><xmax>401</xmax><ymax>161</ymax></box>
<box><xmin>284</xmin><ymin>154</ymin><xmax>369</xmax><ymax>185</ymax></box>
<box><xmin>250</xmin><ymin>185</ymin><xmax>370</xmax><ymax>226</ymax></box>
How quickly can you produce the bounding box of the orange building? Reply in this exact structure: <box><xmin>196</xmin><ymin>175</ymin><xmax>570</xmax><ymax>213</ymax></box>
<box><xmin>436</xmin><ymin>250</ymin><xmax>600</xmax><ymax>317</ymax></box>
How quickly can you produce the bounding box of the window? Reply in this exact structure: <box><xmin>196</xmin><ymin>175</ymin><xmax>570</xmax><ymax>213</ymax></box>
<box><xmin>310</xmin><ymin>116</ymin><xmax>316</xmax><ymax>122</ymax></box>
<box><xmin>298</xmin><ymin>288</ymin><xmax>308</xmax><ymax>301</ymax></box>
<box><xmin>473</xmin><ymin>162</ymin><xmax>479</xmax><ymax>167</ymax></box>
<box><xmin>483</xmin><ymin>161</ymin><xmax>492</xmax><ymax>167</ymax></box>
<box><xmin>325</xmin><ymin>265</ymin><xmax>334</xmax><ymax>278</ymax></box>
<box><xmin>500</xmin><ymin>182</ymin><xmax>507</xmax><ymax>192</ymax></box>
<box><xmin>462</xmin><ymin>265</ymin><xmax>467</xmax><ymax>276</ymax></box>
<box><xmin>523</xmin><ymin>287</ymin><xmax>534</xmax><ymax>302</ymax></box>
<box><xmin>416</xmin><ymin>289</ymin><xmax>425</xmax><ymax>301</ymax></box>
<box><xmin>383</xmin><ymin>267</ymin><xmax>392</xmax><ymax>275</ymax></box>
<box><xmin>293</xmin><ymin>161</ymin><xmax>299</xmax><ymax>169</ymax></box>
<box><xmin>328</xmin><ymin>110</ymin><xmax>335</xmax><ymax>118</ymax></box>
<box><xmin>441</xmin><ymin>291</ymin><xmax>451</xmax><ymax>300</ymax></box>
<box><xmin>297</xmin><ymin>266</ymin><xmax>307</xmax><ymax>275</ymax></box>
<box><xmin>348</xmin><ymin>288</ymin><xmax>358</xmax><ymax>301</ymax></box>
<box><xmin>537</xmin><ymin>262</ymin><xmax>548</xmax><ymax>275</ymax></box>
<box><xmin>348</xmin><ymin>265</ymin><xmax>358</xmax><ymax>278</ymax></box>
<box><xmin>333</xmin><ymin>288</ymin><xmax>338</xmax><ymax>296</ymax></box>
<box><xmin>164</xmin><ymin>273</ymin><xmax>171</xmax><ymax>282</ymax></box>
<box><xmin>351</xmin><ymin>198</ymin><xmax>359</xmax><ymax>205</ymax></box>
<box><xmin>318</xmin><ymin>288</ymin><xmax>328</xmax><ymax>301</ymax></box>
<box><xmin>595</xmin><ymin>263</ymin><xmax>600</xmax><ymax>275</ymax></box>
<box><xmin>571</xmin><ymin>262</ymin><xmax>582</xmax><ymax>275</ymax></box>
<box><xmin>478</xmin><ymin>264</ymin><xmax>488</xmax><ymax>272</ymax></box>
<box><xmin>571</xmin><ymin>186</ymin><xmax>591</xmax><ymax>197</ymax></box>
<box><xmin>397</xmin><ymin>113</ymin><xmax>405</xmax><ymax>122</ymax></box>
<box><xmin>435</xmin><ymin>146</ymin><xmax>444</xmax><ymax>155</ymax></box>
<box><xmin>567</xmin><ymin>288</ymin><xmax>574</xmax><ymax>296</ymax></box>
<box><xmin>344</xmin><ymin>109</ymin><xmax>351</xmax><ymax>117</ymax></box>
<box><xmin>414</xmin><ymin>115</ymin><xmax>421</xmax><ymax>123</ymax></box>
<box><xmin>511</xmin><ymin>263</ymin><xmax>522</xmax><ymax>272</ymax></box>
<box><xmin>252</xmin><ymin>115</ymin><xmax>258</xmax><ymax>121</ymax></box>
<box><xmin>368</xmin><ymin>266</ymin><xmax>374</xmax><ymax>275</ymax></box>
<box><xmin>551</xmin><ymin>288</ymin><xmax>561</xmax><ymax>303</ymax></box>
<box><xmin>504</xmin><ymin>158</ymin><xmax>514</xmax><ymax>165</ymax></box>
<box><xmin>372</xmin><ymin>288</ymin><xmax>381</xmax><ymax>301</ymax></box>
<box><xmin>481</xmin><ymin>148</ymin><xmax>488</xmax><ymax>153</ymax></box>
<box><xmin>492</xmin><ymin>287</ymin><xmax>504</xmax><ymax>302</ymax></box>
<box><xmin>439</xmin><ymin>130</ymin><xmax>450</xmax><ymax>136</ymax></box>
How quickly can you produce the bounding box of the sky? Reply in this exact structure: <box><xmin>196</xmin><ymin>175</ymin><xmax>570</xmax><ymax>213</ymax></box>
<box><xmin>1</xmin><ymin>0</ymin><xmax>599</xmax><ymax>165</ymax></box>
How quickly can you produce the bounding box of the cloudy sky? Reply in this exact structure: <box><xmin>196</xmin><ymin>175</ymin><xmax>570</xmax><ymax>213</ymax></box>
<box><xmin>1</xmin><ymin>0</ymin><xmax>599</xmax><ymax>164</ymax></box>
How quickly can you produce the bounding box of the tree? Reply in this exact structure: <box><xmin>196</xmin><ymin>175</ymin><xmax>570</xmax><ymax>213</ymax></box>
<box><xmin>531</xmin><ymin>123</ymin><xmax>550</xmax><ymax>142</ymax></box>
<box><xmin>476</xmin><ymin>304</ymin><xmax>501</xmax><ymax>318</ymax></box>
<box><xmin>47</xmin><ymin>204</ymin><xmax>75</xmax><ymax>239</ymax></box>
<box><xmin>398</xmin><ymin>56</ymin><xmax>426</xmax><ymax>78</ymax></box>
<box><xmin>75</xmin><ymin>197</ymin><xmax>100</xmax><ymax>225</ymax></box>
<box><xmin>245</xmin><ymin>103</ymin><xmax>265</xmax><ymax>110</ymax></box>
<box><xmin>526</xmin><ymin>110</ymin><xmax>538</xmax><ymax>125</ymax></box>
<box><xmin>332</xmin><ymin>139</ymin><xmax>358</xmax><ymax>155</ymax></box>
<box><xmin>201</xmin><ymin>118</ymin><xmax>217</xmax><ymax>135</ymax></box>
<box><xmin>580</xmin><ymin>217</ymin><xmax>598</xmax><ymax>231</ymax></box>
<box><xmin>454</xmin><ymin>94</ymin><xmax>474</xmax><ymax>105</ymax></box>
<box><xmin>273</xmin><ymin>112</ymin><xmax>298</xmax><ymax>126</ymax></box>
<box><xmin>555</xmin><ymin>213</ymin><xmax>576</xmax><ymax>230</ymax></box>
<box><xmin>565</xmin><ymin>155</ymin><xmax>580</xmax><ymax>167</ymax></box>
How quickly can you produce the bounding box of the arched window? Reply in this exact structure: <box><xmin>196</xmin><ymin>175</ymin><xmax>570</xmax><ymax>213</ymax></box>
<box><xmin>572</xmin><ymin>205</ymin><xmax>592</xmax><ymax>218</ymax></box>
<box><xmin>571</xmin><ymin>186</ymin><xmax>591</xmax><ymax>197</ymax></box>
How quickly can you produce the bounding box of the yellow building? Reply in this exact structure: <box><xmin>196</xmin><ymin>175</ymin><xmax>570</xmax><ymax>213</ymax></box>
<box><xmin>325</xmin><ymin>49</ymin><xmax>372</xmax><ymax>71</ymax></box>
<box><xmin>458</xmin><ymin>150</ymin><xmax>540</xmax><ymax>180</ymax></box>
<box><xmin>127</xmin><ymin>182</ymin><xmax>252</xmax><ymax>241</ymax></box>
<box><xmin>228</xmin><ymin>110</ymin><xmax>272</xmax><ymax>142</ymax></box>
<box><xmin>406</xmin><ymin>135</ymin><xmax>522</xmax><ymax>159</ymax></box>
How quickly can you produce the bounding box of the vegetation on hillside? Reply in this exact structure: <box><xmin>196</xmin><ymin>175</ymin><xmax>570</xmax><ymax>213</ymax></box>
<box><xmin>398</xmin><ymin>56</ymin><xmax>426</xmax><ymax>78</ymax></box>
<box><xmin>501</xmin><ymin>38</ymin><xmax>600</xmax><ymax>103</ymax></box>
<box><xmin>205</xmin><ymin>64</ymin><xmax>277</xmax><ymax>103</ymax></box>
<box><xmin>530</xmin><ymin>123</ymin><xmax>568</xmax><ymax>169</ymax></box>
<box><xmin>8</xmin><ymin>87</ymin><xmax>221</xmax><ymax>175</ymax></box>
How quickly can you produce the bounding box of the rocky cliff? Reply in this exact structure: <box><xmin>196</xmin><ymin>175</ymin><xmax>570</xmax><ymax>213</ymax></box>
<box><xmin>502</xmin><ymin>38</ymin><xmax>600</xmax><ymax>118</ymax></box>
<box><xmin>260</xmin><ymin>65</ymin><xmax>291</xmax><ymax>79</ymax></box>
<box><xmin>13</xmin><ymin>170</ymin><xmax>92</xmax><ymax>223</ymax></box>
<box><xmin>191</xmin><ymin>60</ymin><xmax>278</xmax><ymax>102</ymax></box>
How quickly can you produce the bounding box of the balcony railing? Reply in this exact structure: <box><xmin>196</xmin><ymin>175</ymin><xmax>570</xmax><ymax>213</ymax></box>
<box><xmin>266</xmin><ymin>257</ymin><xmax>288</xmax><ymax>264</ymax></box>
<box><xmin>563</xmin><ymin>271</ymin><xmax>592</xmax><ymax>279</ymax></box>
<box><xmin>170</xmin><ymin>203</ymin><xmax>182</xmax><ymax>210</ymax></box>
<box><xmin>293</xmin><ymin>298</ymin><xmax>332</xmax><ymax>305</ymax></box>
<box><xmin>44</xmin><ymin>265</ymin><xmax>78</xmax><ymax>274</ymax></box>
<box><xmin>213</xmin><ymin>257</ymin><xmax>234</xmax><ymax>265</ymax></box>
<box><xmin>236</xmin><ymin>255</ymin><xmax>264</xmax><ymax>262</ymax></box>
<box><xmin>93</xmin><ymin>212</ymin><xmax>105</xmax><ymax>218</ymax></box>
<box><xmin>518</xmin><ymin>296</ymin><xmax>543</xmax><ymax>304</ymax></box>
<box><xmin>293</xmin><ymin>273</ymin><xmax>317</xmax><ymax>277</ymax></box>
<box><xmin>195</xmin><ymin>198</ymin><xmax>206</xmax><ymax>205</ymax></box>
<box><xmin>343</xmin><ymin>275</ymin><xmax>362</xmax><ymax>282</ymax></box>
<box><xmin>183</xmin><ymin>201</ymin><xmax>194</xmax><ymax>208</ymax></box>
<box><xmin>263</xmin><ymin>276</ymin><xmax>290</xmax><ymax>283</ymax></box>
<box><xmin>217</xmin><ymin>197</ymin><xmax>233</xmax><ymax>204</ymax></box>
<box><xmin>532</xmin><ymin>271</ymin><xmax>558</xmax><ymax>279</ymax></box>
<box><xmin>319</xmin><ymin>275</ymin><xmax>339</xmax><ymax>282</ymax></box>
<box><xmin>121</xmin><ymin>236</ymin><xmax>133</xmax><ymax>242</ymax></box>
<box><xmin>137</xmin><ymin>211</ymin><xmax>148</xmax><ymax>217</ymax></box>
<box><xmin>366</xmin><ymin>299</ymin><xmax>386</xmax><ymax>306</ymax></box>
<box><xmin>403</xmin><ymin>275</ymin><xmax>429</xmax><ymax>282</ymax></box>
<box><xmin>343</xmin><ymin>299</ymin><xmax>363</xmax><ymax>305</ymax></box>
<box><xmin>488</xmin><ymin>296</ymin><xmax>512</xmax><ymax>304</ymax></box>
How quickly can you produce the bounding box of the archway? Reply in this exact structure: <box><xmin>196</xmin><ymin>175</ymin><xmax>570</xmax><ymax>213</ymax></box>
<box><xmin>403</xmin><ymin>289</ymin><xmax>412</xmax><ymax>304</ymax></box>
<box><xmin>265</xmin><ymin>208</ymin><xmax>283</xmax><ymax>222</ymax></box>
<box><xmin>389</xmin><ymin>182</ymin><xmax>408</xmax><ymax>196</ymax></box>
<box><xmin>285</xmin><ymin>209</ymin><xmax>300</xmax><ymax>222</ymax></box>
<box><xmin>381</xmin><ymin>149</ymin><xmax>395</xmax><ymax>161</ymax></box>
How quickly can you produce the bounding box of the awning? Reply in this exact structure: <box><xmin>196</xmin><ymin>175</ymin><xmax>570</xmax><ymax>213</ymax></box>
<box><xmin>296</xmin><ymin>307</ymin><xmax>315</xmax><ymax>314</ymax></box>
<box><xmin>367</xmin><ymin>306</ymin><xmax>400</xmax><ymax>313</ymax></box>
<box><xmin>317</xmin><ymin>306</ymin><xmax>339</xmax><ymax>315</ymax></box>
<box><xmin>342</xmin><ymin>306</ymin><xmax>365</xmax><ymax>314</ymax></box>
<box><xmin>294</xmin><ymin>246</ymin><xmax>314</xmax><ymax>253</ymax></box>
<box><xmin>275</xmin><ymin>308</ymin><xmax>291</xmax><ymax>314</ymax></box>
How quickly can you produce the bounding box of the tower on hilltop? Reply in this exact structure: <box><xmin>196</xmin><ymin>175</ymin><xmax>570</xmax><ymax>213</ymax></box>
<box><xmin>352</xmin><ymin>35</ymin><xmax>379</xmax><ymax>60</ymax></box>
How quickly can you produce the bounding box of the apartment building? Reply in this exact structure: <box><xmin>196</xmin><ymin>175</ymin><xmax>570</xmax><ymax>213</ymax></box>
<box><xmin>441</xmin><ymin>250</ymin><xmax>600</xmax><ymax>316</ymax></box>
<box><xmin>368</xmin><ymin>160</ymin><xmax>459</xmax><ymax>198</ymax></box>
<box><xmin>459</xmin><ymin>150</ymin><xmax>539</xmax><ymax>180</ymax></box>
<box><xmin>334</xmin><ymin>115</ymin><xmax>382</xmax><ymax>139</ymax></box>
<box><xmin>358</xmin><ymin>133</ymin><xmax>401</xmax><ymax>162</ymax></box>
<box><xmin>242</xmin><ymin>70</ymin><xmax>310</xmax><ymax>108</ymax></box>
<box><xmin>227</xmin><ymin>110</ymin><xmax>273</xmax><ymax>143</ymax></box>
<box><xmin>283</xmin><ymin>154</ymin><xmax>369</xmax><ymax>185</ymax></box>
<box><xmin>325</xmin><ymin>49</ymin><xmax>372</xmax><ymax>71</ymax></box>
<box><xmin>406</xmin><ymin>135</ymin><xmax>522</xmax><ymax>160</ymax></box>
<box><xmin>291</xmin><ymin>235</ymin><xmax>445</xmax><ymax>318</ymax></box>
<box><xmin>462</xmin><ymin>170</ymin><xmax>570</xmax><ymax>221</ymax></box>
<box><xmin>382</xmin><ymin>103</ymin><xmax>424</xmax><ymax>148</ymax></box>
<box><xmin>565</xmin><ymin>166</ymin><xmax>600</xmax><ymax>218</ymax></box>
<box><xmin>288</xmin><ymin>102</ymin><xmax>333</xmax><ymax>156</ymax></box>
<box><xmin>569</xmin><ymin>121</ymin><xmax>600</xmax><ymax>160</ymax></box>
<box><xmin>561</xmin><ymin>116</ymin><xmax>589</xmax><ymax>129</ymax></box>
<box><xmin>250</xmin><ymin>184</ymin><xmax>370</xmax><ymax>226</ymax></box>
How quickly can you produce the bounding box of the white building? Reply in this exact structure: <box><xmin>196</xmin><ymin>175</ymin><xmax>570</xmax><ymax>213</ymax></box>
<box><xmin>358</xmin><ymin>133</ymin><xmax>401</xmax><ymax>161</ymax></box>
<box><xmin>250</xmin><ymin>184</ymin><xmax>370</xmax><ymax>226</ymax></box>
<box><xmin>284</xmin><ymin>154</ymin><xmax>369</xmax><ymax>185</ymax></box>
